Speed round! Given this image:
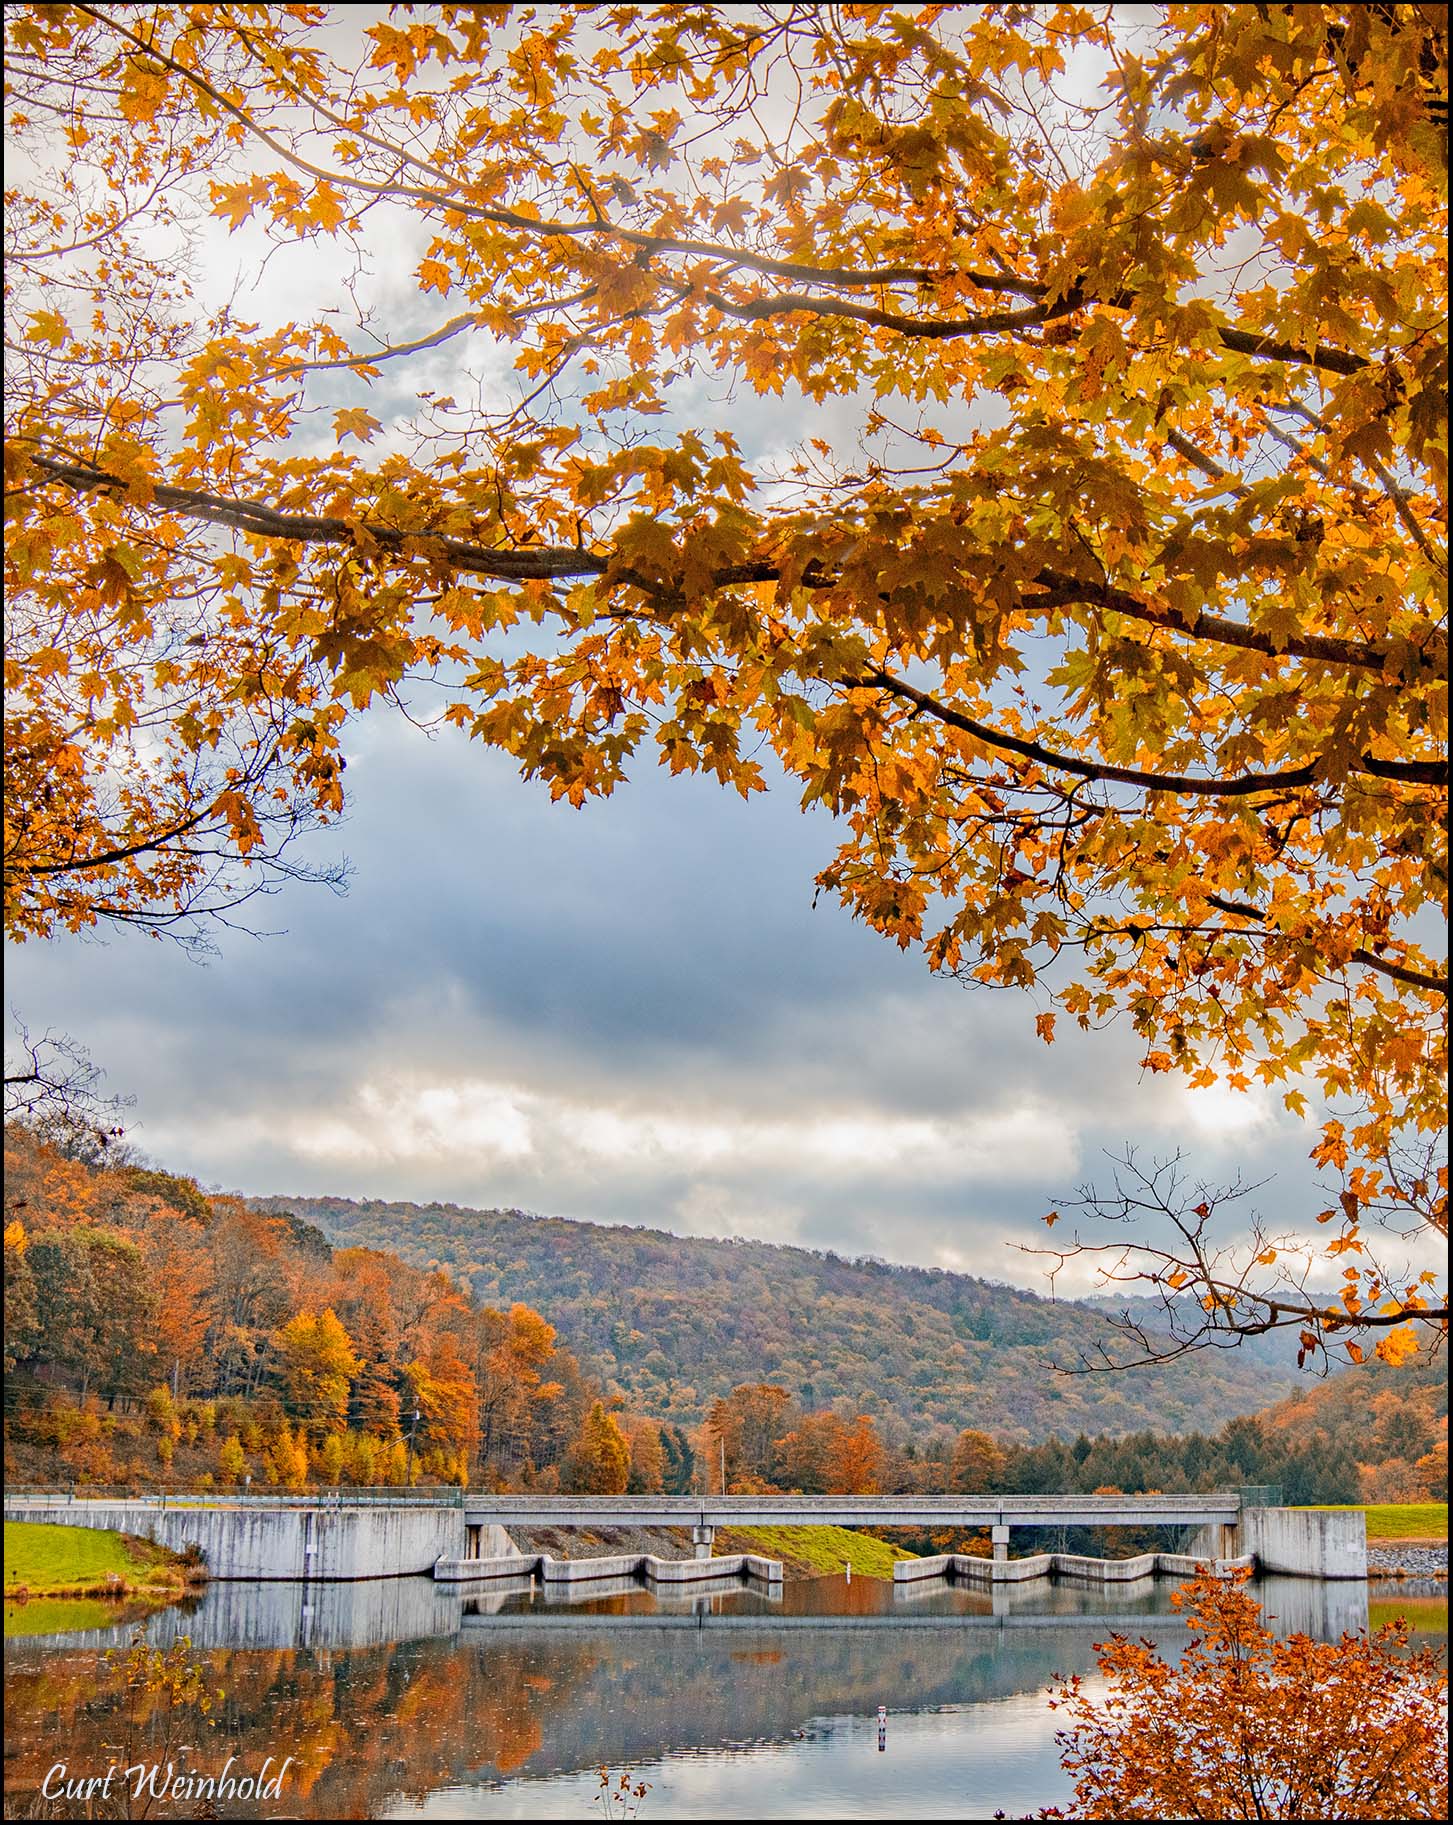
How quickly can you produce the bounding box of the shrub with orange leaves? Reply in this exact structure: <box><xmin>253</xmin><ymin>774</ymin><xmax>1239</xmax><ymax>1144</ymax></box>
<box><xmin>1048</xmin><ymin>1571</ymin><xmax>1447</xmax><ymax>1819</ymax></box>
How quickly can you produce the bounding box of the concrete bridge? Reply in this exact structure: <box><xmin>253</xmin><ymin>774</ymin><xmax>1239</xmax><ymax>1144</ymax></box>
<box><xmin>5</xmin><ymin>1490</ymin><xmax>1365</xmax><ymax>1581</ymax></box>
<box><xmin>461</xmin><ymin>1492</ymin><xmax>1243</xmax><ymax>1564</ymax></box>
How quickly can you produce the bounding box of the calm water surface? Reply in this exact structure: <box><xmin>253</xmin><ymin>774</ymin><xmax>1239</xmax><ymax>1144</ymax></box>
<box><xmin>3</xmin><ymin>1570</ymin><xmax>1438</xmax><ymax>1819</ymax></box>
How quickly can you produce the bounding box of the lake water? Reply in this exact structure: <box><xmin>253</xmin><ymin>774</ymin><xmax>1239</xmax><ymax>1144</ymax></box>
<box><xmin>4</xmin><ymin>1571</ymin><xmax>1442</xmax><ymax>1819</ymax></box>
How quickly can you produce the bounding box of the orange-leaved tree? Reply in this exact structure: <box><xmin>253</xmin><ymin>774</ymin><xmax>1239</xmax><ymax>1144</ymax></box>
<box><xmin>1048</xmin><ymin>1570</ymin><xmax>1448</xmax><ymax>1819</ymax></box>
<box><xmin>274</xmin><ymin>1306</ymin><xmax>362</xmax><ymax>1438</ymax></box>
<box><xmin>951</xmin><ymin>1427</ymin><xmax>1008</xmax><ymax>1494</ymax></box>
<box><xmin>4</xmin><ymin>5</ymin><xmax>1446</xmax><ymax>1355</ymax></box>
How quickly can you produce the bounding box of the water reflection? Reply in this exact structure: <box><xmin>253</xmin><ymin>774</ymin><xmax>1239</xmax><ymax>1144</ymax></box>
<box><xmin>1</xmin><ymin>1571</ymin><xmax>1422</xmax><ymax>1821</ymax></box>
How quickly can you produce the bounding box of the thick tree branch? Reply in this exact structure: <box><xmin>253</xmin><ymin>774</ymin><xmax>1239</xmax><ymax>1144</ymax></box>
<box><xmin>31</xmin><ymin>455</ymin><xmax>1444</xmax><ymax>683</ymax></box>
<box><xmin>856</xmin><ymin>667</ymin><xmax>1447</xmax><ymax>799</ymax></box>
<box><xmin>700</xmin><ymin>286</ymin><xmax>1375</xmax><ymax>374</ymax></box>
<box><xmin>700</xmin><ymin>285</ymin><xmax>1076</xmax><ymax>338</ymax></box>
<box><xmin>27</xmin><ymin>454</ymin><xmax>612</xmax><ymax>581</ymax></box>
<box><xmin>1024</xmin><ymin>572</ymin><xmax>1443</xmax><ymax>676</ymax></box>
<box><xmin>1204</xmin><ymin>894</ymin><xmax>1448</xmax><ymax>995</ymax></box>
<box><xmin>1214</xmin><ymin>327</ymin><xmax>1371</xmax><ymax>376</ymax></box>
<box><xmin>1161</xmin><ymin>424</ymin><xmax>1251</xmax><ymax>496</ymax></box>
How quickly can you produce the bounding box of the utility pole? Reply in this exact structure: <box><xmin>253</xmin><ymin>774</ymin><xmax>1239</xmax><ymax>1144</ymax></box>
<box><xmin>405</xmin><ymin>1407</ymin><xmax>421</xmax><ymax>1487</ymax></box>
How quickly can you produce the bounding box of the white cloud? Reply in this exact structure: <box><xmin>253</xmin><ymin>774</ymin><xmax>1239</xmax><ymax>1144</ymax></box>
<box><xmin>260</xmin><ymin>1073</ymin><xmax>1078</xmax><ymax>1187</ymax></box>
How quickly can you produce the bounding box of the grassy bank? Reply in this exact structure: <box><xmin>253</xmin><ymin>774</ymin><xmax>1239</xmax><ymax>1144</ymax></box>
<box><xmin>719</xmin><ymin>1525</ymin><xmax>917</xmax><ymax>1580</ymax></box>
<box><xmin>1296</xmin><ymin>1503</ymin><xmax>1447</xmax><ymax>1541</ymax></box>
<box><xmin>4</xmin><ymin>1521</ymin><xmax>197</xmax><ymax>1600</ymax></box>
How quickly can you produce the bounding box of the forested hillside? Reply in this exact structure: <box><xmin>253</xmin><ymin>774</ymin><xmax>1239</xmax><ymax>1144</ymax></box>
<box><xmin>4</xmin><ymin>1125</ymin><xmax>656</xmax><ymax>1494</ymax></box>
<box><xmin>1257</xmin><ymin>1346</ymin><xmax>1447</xmax><ymax>1502</ymax></box>
<box><xmin>8</xmin><ymin>1119</ymin><xmax>1438</xmax><ymax>1510</ymax></box>
<box><xmin>269</xmin><ymin>1194</ymin><xmax>1307</xmax><ymax>1445</ymax></box>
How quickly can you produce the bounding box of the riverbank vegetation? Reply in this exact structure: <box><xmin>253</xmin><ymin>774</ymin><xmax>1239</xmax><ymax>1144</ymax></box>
<box><xmin>1052</xmin><ymin>1572</ymin><xmax>1448</xmax><ymax>1819</ymax></box>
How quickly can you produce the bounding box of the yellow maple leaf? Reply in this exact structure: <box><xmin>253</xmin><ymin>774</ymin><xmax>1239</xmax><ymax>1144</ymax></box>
<box><xmin>1374</xmin><ymin>1323</ymin><xmax>1421</xmax><ymax>1368</ymax></box>
<box><xmin>333</xmin><ymin>408</ymin><xmax>383</xmax><ymax>444</ymax></box>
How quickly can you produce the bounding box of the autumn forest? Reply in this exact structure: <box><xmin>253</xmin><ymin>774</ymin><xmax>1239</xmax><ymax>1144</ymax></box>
<box><xmin>2</xmin><ymin>1</ymin><xmax>1449</xmax><ymax>1815</ymax></box>
<box><xmin>5</xmin><ymin>1123</ymin><xmax>1444</xmax><ymax>1517</ymax></box>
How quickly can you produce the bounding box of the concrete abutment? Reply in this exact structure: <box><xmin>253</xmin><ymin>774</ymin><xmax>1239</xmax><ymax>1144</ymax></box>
<box><xmin>4</xmin><ymin>1497</ymin><xmax>463</xmax><ymax>1580</ymax></box>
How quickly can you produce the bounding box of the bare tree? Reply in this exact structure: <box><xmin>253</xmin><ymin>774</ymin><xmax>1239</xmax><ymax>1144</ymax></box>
<box><xmin>1028</xmin><ymin>1147</ymin><xmax>1447</xmax><ymax>1374</ymax></box>
<box><xmin>4</xmin><ymin>1018</ymin><xmax>135</xmax><ymax>1164</ymax></box>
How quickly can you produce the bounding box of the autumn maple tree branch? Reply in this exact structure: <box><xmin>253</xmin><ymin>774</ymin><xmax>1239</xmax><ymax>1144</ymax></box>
<box><xmin>855</xmin><ymin>667</ymin><xmax>1446</xmax><ymax>798</ymax></box>
<box><xmin>78</xmin><ymin>5</ymin><xmax>1383</xmax><ymax>386</ymax></box>
<box><xmin>27</xmin><ymin>454</ymin><xmax>1444</xmax><ymax>681</ymax></box>
<box><xmin>1204</xmin><ymin>894</ymin><xmax>1449</xmax><ymax>995</ymax></box>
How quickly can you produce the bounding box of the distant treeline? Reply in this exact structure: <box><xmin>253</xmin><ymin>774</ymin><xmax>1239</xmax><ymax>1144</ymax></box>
<box><xmin>701</xmin><ymin>1375</ymin><xmax>1446</xmax><ymax>1507</ymax></box>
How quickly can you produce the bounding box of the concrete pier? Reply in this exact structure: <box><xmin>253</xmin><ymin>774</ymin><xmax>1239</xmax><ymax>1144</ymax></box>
<box><xmin>1239</xmin><ymin>1506</ymin><xmax>1366</xmax><ymax>1579</ymax></box>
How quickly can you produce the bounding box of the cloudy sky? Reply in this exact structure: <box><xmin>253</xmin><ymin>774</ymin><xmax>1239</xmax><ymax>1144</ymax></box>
<box><xmin>8</xmin><ymin>694</ymin><xmax>1326</xmax><ymax>1282</ymax></box>
<box><xmin>5</xmin><ymin>7</ymin><xmax>1344</xmax><ymax>1288</ymax></box>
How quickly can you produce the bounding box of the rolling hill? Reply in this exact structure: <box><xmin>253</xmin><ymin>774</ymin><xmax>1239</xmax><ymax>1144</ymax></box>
<box><xmin>264</xmin><ymin>1193</ymin><xmax>1310</xmax><ymax>1445</ymax></box>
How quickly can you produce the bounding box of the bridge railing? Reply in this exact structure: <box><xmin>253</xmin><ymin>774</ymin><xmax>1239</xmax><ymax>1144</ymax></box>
<box><xmin>4</xmin><ymin>1486</ymin><xmax>465</xmax><ymax>1508</ymax></box>
<box><xmin>459</xmin><ymin>1493</ymin><xmax>1243</xmax><ymax>1521</ymax></box>
<box><xmin>6</xmin><ymin>1488</ymin><xmax>1250</xmax><ymax>1517</ymax></box>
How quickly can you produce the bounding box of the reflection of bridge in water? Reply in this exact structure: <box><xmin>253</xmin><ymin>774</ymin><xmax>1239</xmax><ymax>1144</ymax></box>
<box><xmin>5</xmin><ymin>1573</ymin><xmax>1384</xmax><ymax>1815</ymax></box>
<box><xmin>455</xmin><ymin>1574</ymin><xmax>1368</xmax><ymax>1640</ymax></box>
<box><xmin>35</xmin><ymin>1567</ymin><xmax>1371</xmax><ymax>1655</ymax></box>
<box><xmin>459</xmin><ymin>1608</ymin><xmax>1204</xmax><ymax>1632</ymax></box>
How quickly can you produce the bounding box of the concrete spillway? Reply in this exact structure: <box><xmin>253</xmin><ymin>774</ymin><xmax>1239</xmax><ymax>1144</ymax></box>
<box><xmin>435</xmin><ymin>1547</ymin><xmax>782</xmax><ymax>1585</ymax></box>
<box><xmin>4</xmin><ymin>1491</ymin><xmax>1366</xmax><ymax>1582</ymax></box>
<box><xmin>895</xmin><ymin>1548</ymin><xmax>1257</xmax><ymax>1586</ymax></box>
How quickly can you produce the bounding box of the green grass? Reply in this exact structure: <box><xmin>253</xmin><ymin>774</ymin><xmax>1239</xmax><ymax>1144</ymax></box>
<box><xmin>1295</xmin><ymin>1503</ymin><xmax>1447</xmax><ymax>1541</ymax></box>
<box><xmin>3</xmin><ymin>1521</ymin><xmax>189</xmax><ymax>1598</ymax></box>
<box><xmin>721</xmin><ymin>1524</ymin><xmax>918</xmax><ymax>1580</ymax></box>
